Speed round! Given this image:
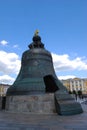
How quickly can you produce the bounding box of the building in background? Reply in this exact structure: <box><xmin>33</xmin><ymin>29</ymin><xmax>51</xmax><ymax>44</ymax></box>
<box><xmin>61</xmin><ymin>78</ymin><xmax>87</xmax><ymax>94</ymax></box>
<box><xmin>0</xmin><ymin>84</ymin><xmax>10</xmax><ymax>96</ymax></box>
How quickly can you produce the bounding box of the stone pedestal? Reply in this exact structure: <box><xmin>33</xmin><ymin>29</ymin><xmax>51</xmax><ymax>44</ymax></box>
<box><xmin>6</xmin><ymin>93</ymin><xmax>56</xmax><ymax>114</ymax></box>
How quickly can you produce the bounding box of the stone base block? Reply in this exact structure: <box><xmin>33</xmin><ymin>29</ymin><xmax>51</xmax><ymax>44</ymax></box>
<box><xmin>6</xmin><ymin>93</ymin><xmax>56</xmax><ymax>114</ymax></box>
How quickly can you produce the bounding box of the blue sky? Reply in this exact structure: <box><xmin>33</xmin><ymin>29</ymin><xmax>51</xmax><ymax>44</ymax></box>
<box><xmin>0</xmin><ymin>0</ymin><xmax>87</xmax><ymax>84</ymax></box>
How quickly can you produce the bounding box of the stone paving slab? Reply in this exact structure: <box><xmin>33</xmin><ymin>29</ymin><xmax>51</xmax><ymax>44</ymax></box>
<box><xmin>0</xmin><ymin>103</ymin><xmax>87</xmax><ymax>130</ymax></box>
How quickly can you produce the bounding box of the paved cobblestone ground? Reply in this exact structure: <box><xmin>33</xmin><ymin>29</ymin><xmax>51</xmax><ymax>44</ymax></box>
<box><xmin>0</xmin><ymin>101</ymin><xmax>87</xmax><ymax>130</ymax></box>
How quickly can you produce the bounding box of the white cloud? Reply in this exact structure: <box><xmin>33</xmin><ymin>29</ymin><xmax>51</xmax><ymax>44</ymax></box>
<box><xmin>0</xmin><ymin>75</ymin><xmax>15</xmax><ymax>85</ymax></box>
<box><xmin>0</xmin><ymin>40</ymin><xmax>8</xmax><ymax>45</ymax></box>
<box><xmin>0</xmin><ymin>50</ymin><xmax>21</xmax><ymax>74</ymax></box>
<box><xmin>58</xmin><ymin>75</ymin><xmax>76</xmax><ymax>80</ymax></box>
<box><xmin>52</xmin><ymin>53</ymin><xmax>87</xmax><ymax>72</ymax></box>
<box><xmin>13</xmin><ymin>44</ymin><xmax>19</xmax><ymax>48</ymax></box>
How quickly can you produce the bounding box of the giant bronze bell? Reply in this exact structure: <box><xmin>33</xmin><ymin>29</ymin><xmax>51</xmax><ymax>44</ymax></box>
<box><xmin>7</xmin><ymin>31</ymin><xmax>83</xmax><ymax>115</ymax></box>
<box><xmin>7</xmin><ymin>31</ymin><xmax>60</xmax><ymax>95</ymax></box>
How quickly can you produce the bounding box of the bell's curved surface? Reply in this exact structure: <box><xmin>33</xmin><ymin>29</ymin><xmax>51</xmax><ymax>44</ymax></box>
<box><xmin>7</xmin><ymin>34</ymin><xmax>61</xmax><ymax>95</ymax></box>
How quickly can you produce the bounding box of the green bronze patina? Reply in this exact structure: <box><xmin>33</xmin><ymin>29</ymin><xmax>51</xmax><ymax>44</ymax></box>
<box><xmin>7</xmin><ymin>31</ymin><xmax>59</xmax><ymax>95</ymax></box>
<box><xmin>6</xmin><ymin>31</ymin><xmax>83</xmax><ymax>115</ymax></box>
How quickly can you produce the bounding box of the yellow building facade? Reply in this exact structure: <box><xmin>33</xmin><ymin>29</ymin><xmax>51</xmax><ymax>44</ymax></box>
<box><xmin>61</xmin><ymin>78</ymin><xmax>87</xmax><ymax>94</ymax></box>
<box><xmin>0</xmin><ymin>84</ymin><xmax>10</xmax><ymax>96</ymax></box>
